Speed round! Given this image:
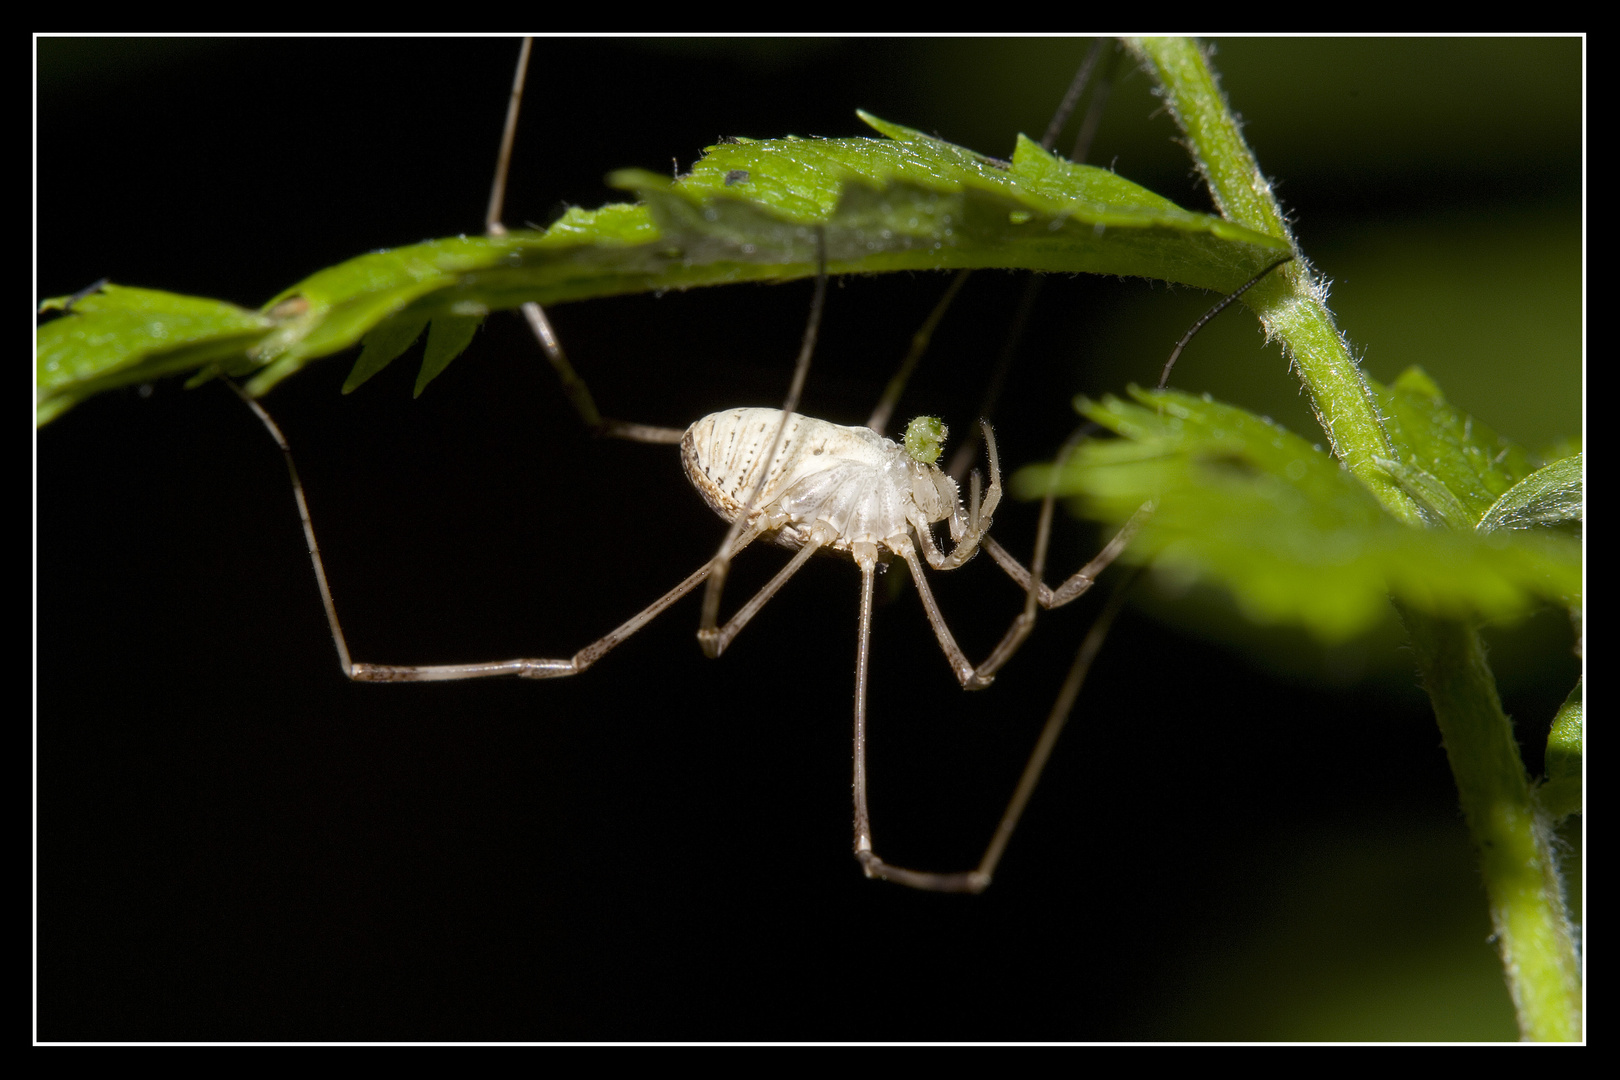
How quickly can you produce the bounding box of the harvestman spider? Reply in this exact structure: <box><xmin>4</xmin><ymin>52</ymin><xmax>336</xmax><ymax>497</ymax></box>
<box><xmin>234</xmin><ymin>40</ymin><xmax>1285</xmax><ymax>893</ymax></box>
<box><xmin>237</xmin><ymin>270</ymin><xmax>1146</xmax><ymax>893</ymax></box>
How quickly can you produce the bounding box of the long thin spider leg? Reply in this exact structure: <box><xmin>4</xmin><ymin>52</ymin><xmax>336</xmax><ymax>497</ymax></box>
<box><xmin>227</xmin><ymin>382</ymin><xmax>355</xmax><ymax>676</ymax></box>
<box><xmin>892</xmin><ymin>541</ymin><xmax>991</xmax><ymax>691</ymax></box>
<box><xmin>697</xmin><ymin>535</ymin><xmax>825</xmax><ymax>659</ymax></box>
<box><xmin>851</xmin><ymin>550</ymin><xmax>982</xmax><ymax>893</ymax></box>
<box><xmin>698</xmin><ymin>227</ymin><xmax>828</xmax><ymax>639</ymax></box>
<box><xmin>864</xmin><ymin>268</ymin><xmax>971</xmax><ymax>436</ymax></box>
<box><xmin>941</xmin><ymin>40</ymin><xmax>1109</xmax><ymax>484</ymax></box>
<box><xmin>922</xmin><ymin>421</ymin><xmax>1003</xmax><ymax>571</ymax></box>
<box><xmin>963</xmin><ymin>446</ymin><xmax>1074</xmax><ymax>681</ymax></box>
<box><xmin>859</xmin><ymin>557</ymin><xmax>1138</xmax><ymax>893</ymax></box>
<box><xmin>517</xmin><ymin>303</ymin><xmax>686</xmax><ymax>444</ymax></box>
<box><xmin>362</xmin><ymin>545</ymin><xmax>757</xmax><ymax>683</ymax></box>
<box><xmin>983</xmin><ymin>507</ymin><xmax>1149</xmax><ymax>610</ymax></box>
<box><xmin>533</xmin><ymin>528</ymin><xmax>765</xmax><ymax>678</ymax></box>
<box><xmin>1069</xmin><ymin>41</ymin><xmax>1118</xmax><ymax>166</ymax></box>
<box><xmin>967</xmin><ymin>422</ymin><xmax>1149</xmax><ymax>680</ymax></box>
<box><xmin>943</xmin><ymin>280</ymin><xmax>1042</xmax><ymax>484</ymax></box>
<box><xmin>956</xmin><ymin>439</ymin><xmax>1065</xmax><ymax>683</ymax></box>
<box><xmin>228</xmin><ymin>379</ymin><xmax>764</xmax><ymax>683</ymax></box>
<box><xmin>968</xmin><ymin>511</ymin><xmax>1144</xmax><ymax>684</ymax></box>
<box><xmin>962</xmin><ymin>233</ymin><xmax>1279</xmax><ymax>678</ymax></box>
<box><xmin>852</xmin><ymin>557</ymin><xmax>877</xmax><ymax>866</ymax></box>
<box><xmin>977</xmin><ymin>422</ymin><xmax>1089</xmax><ymax>622</ymax></box>
<box><xmin>966</xmin><ymin>576</ymin><xmax>1135</xmax><ymax>889</ymax></box>
<box><xmin>484</xmin><ymin>39</ymin><xmax>685</xmax><ymax>446</ymax></box>
<box><xmin>367</xmin><ymin>561</ymin><xmax>720</xmax><ymax>683</ymax></box>
<box><xmin>483</xmin><ymin>36</ymin><xmax>531</xmax><ymax>236</ymax></box>
<box><xmin>910</xmin><ymin>423</ymin><xmax>1146</xmax><ymax>687</ymax></box>
<box><xmin>865</xmin><ymin>43</ymin><xmax>1109</xmax><ymax>469</ymax></box>
<box><xmin>1040</xmin><ymin>37</ymin><xmax>1107</xmax><ymax>154</ymax></box>
<box><xmin>966</xmin><ymin>469</ymin><xmax>981</xmax><ymax>539</ymax></box>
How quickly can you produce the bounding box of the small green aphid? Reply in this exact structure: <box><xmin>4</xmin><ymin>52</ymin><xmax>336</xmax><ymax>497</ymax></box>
<box><xmin>903</xmin><ymin>415</ymin><xmax>948</xmax><ymax>464</ymax></box>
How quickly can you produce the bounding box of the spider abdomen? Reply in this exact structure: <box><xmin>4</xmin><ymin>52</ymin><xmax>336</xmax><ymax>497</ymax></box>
<box><xmin>681</xmin><ymin>408</ymin><xmax>952</xmax><ymax>553</ymax></box>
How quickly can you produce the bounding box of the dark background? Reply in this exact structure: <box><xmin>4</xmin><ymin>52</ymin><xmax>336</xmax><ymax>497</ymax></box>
<box><xmin>38</xmin><ymin>38</ymin><xmax>1581</xmax><ymax>1041</ymax></box>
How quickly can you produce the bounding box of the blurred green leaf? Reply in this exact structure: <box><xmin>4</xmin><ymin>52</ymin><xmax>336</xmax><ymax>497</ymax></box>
<box><xmin>342</xmin><ymin>316</ymin><xmax>429</xmax><ymax>394</ymax></box>
<box><xmin>1014</xmin><ymin>386</ymin><xmax>1580</xmax><ymax>642</ymax></box>
<box><xmin>414</xmin><ymin>314</ymin><xmax>485</xmax><ymax>398</ymax></box>
<box><xmin>1539</xmin><ymin>680</ymin><xmax>1583</xmax><ymax>820</ymax></box>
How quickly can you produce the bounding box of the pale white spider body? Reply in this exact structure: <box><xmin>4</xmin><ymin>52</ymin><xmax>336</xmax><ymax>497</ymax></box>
<box><xmin>680</xmin><ymin>408</ymin><xmax>964</xmax><ymax>560</ymax></box>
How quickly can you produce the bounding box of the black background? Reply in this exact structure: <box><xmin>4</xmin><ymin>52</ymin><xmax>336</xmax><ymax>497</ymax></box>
<box><xmin>38</xmin><ymin>38</ymin><xmax>1580</xmax><ymax>1041</ymax></box>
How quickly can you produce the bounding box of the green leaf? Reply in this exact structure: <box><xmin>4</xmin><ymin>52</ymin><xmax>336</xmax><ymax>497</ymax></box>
<box><xmin>1538</xmin><ymin>680</ymin><xmax>1582</xmax><ymax>820</ymax></box>
<box><xmin>1478</xmin><ymin>453</ymin><xmax>1583</xmax><ymax>535</ymax></box>
<box><xmin>343</xmin><ymin>317</ymin><xmax>429</xmax><ymax>394</ymax></box>
<box><xmin>36</xmin><ymin>113</ymin><xmax>1287</xmax><ymax>426</ymax></box>
<box><xmin>1375</xmin><ymin>367</ymin><xmax>1537</xmax><ymax>527</ymax></box>
<box><xmin>415</xmin><ymin>314</ymin><xmax>485</xmax><ymax>398</ymax></box>
<box><xmin>1013</xmin><ymin>387</ymin><xmax>1581</xmax><ymax>643</ymax></box>
<box><xmin>35</xmin><ymin>284</ymin><xmax>274</xmax><ymax>425</ymax></box>
<box><xmin>1360</xmin><ymin>370</ymin><xmax>1583</xmax><ymax>624</ymax></box>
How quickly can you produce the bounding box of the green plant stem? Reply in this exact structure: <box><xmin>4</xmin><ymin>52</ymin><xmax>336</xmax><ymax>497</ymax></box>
<box><xmin>1129</xmin><ymin>36</ymin><xmax>1581</xmax><ymax>1040</ymax></box>
<box><xmin>1404</xmin><ymin>613</ymin><xmax>1582</xmax><ymax>1040</ymax></box>
<box><xmin>1128</xmin><ymin>37</ymin><xmax>1416</xmax><ymax>523</ymax></box>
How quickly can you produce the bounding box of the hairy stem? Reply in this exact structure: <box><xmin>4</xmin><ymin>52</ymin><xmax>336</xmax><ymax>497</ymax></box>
<box><xmin>1404</xmin><ymin>614</ymin><xmax>1582</xmax><ymax>1041</ymax></box>
<box><xmin>1129</xmin><ymin>36</ymin><xmax>1581</xmax><ymax>1040</ymax></box>
<box><xmin>1129</xmin><ymin>37</ymin><xmax>1418</xmax><ymax>523</ymax></box>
